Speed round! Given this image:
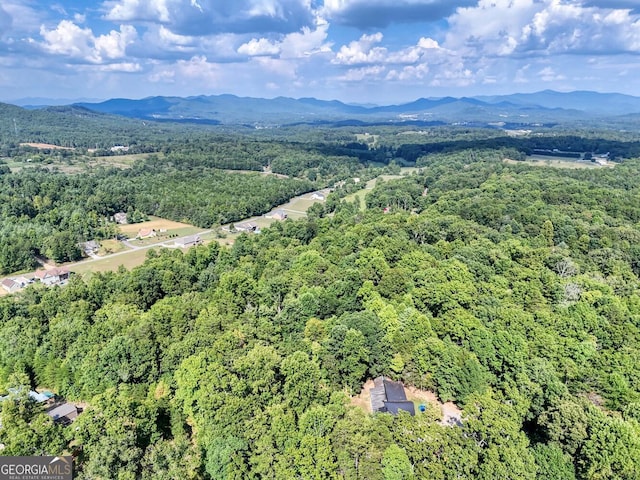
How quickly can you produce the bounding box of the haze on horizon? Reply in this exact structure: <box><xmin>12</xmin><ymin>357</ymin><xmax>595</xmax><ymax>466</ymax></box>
<box><xmin>2</xmin><ymin>0</ymin><xmax>640</xmax><ymax>104</ymax></box>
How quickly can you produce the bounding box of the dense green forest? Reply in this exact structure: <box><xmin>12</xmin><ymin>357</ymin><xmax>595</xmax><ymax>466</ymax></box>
<box><xmin>2</xmin><ymin>145</ymin><xmax>640</xmax><ymax>478</ymax></box>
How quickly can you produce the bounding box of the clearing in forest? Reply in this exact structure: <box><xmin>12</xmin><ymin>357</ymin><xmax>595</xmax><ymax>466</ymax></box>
<box><xmin>351</xmin><ymin>379</ymin><xmax>463</xmax><ymax>426</ymax></box>
<box><xmin>20</xmin><ymin>142</ymin><xmax>74</xmax><ymax>150</ymax></box>
<box><xmin>118</xmin><ymin>217</ymin><xmax>200</xmax><ymax>237</ymax></box>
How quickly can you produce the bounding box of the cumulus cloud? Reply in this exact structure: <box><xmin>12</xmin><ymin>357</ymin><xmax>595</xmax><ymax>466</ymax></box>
<box><xmin>238</xmin><ymin>37</ymin><xmax>280</xmax><ymax>56</ymax></box>
<box><xmin>322</xmin><ymin>0</ymin><xmax>476</xmax><ymax>28</ymax></box>
<box><xmin>333</xmin><ymin>32</ymin><xmax>444</xmax><ymax>66</ymax></box>
<box><xmin>445</xmin><ymin>0</ymin><xmax>640</xmax><ymax>58</ymax></box>
<box><xmin>337</xmin><ymin>65</ymin><xmax>387</xmax><ymax>82</ymax></box>
<box><xmin>538</xmin><ymin>66</ymin><xmax>565</xmax><ymax>82</ymax></box>
<box><xmin>103</xmin><ymin>0</ymin><xmax>316</xmax><ymax>35</ymax></box>
<box><xmin>37</xmin><ymin>20</ymin><xmax>137</xmax><ymax>64</ymax></box>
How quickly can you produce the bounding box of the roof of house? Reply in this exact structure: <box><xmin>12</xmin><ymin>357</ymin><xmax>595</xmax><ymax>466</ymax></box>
<box><xmin>47</xmin><ymin>403</ymin><xmax>77</xmax><ymax>420</ymax></box>
<box><xmin>138</xmin><ymin>228</ymin><xmax>155</xmax><ymax>237</ymax></box>
<box><xmin>370</xmin><ymin>376</ymin><xmax>415</xmax><ymax>416</ymax></box>
<box><xmin>1</xmin><ymin>278</ymin><xmax>18</xmax><ymax>289</ymax></box>
<box><xmin>384</xmin><ymin>401</ymin><xmax>416</xmax><ymax>416</ymax></box>
<box><xmin>384</xmin><ymin>379</ymin><xmax>408</xmax><ymax>402</ymax></box>
<box><xmin>34</xmin><ymin>267</ymin><xmax>69</xmax><ymax>279</ymax></box>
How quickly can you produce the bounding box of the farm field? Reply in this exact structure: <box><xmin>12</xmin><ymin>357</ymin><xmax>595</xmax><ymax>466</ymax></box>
<box><xmin>118</xmin><ymin>217</ymin><xmax>201</xmax><ymax>237</ymax></box>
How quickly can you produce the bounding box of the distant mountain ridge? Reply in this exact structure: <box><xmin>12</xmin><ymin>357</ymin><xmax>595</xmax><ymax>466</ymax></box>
<box><xmin>67</xmin><ymin>90</ymin><xmax>640</xmax><ymax>125</ymax></box>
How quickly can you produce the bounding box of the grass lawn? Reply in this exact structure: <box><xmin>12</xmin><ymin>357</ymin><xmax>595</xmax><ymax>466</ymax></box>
<box><xmin>72</xmin><ymin>248</ymin><xmax>161</xmax><ymax>276</ymax></box>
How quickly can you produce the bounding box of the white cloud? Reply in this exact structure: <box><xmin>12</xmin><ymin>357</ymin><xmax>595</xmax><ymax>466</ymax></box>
<box><xmin>95</xmin><ymin>25</ymin><xmax>137</xmax><ymax>60</ymax></box>
<box><xmin>37</xmin><ymin>20</ymin><xmax>137</xmax><ymax>64</ymax></box>
<box><xmin>238</xmin><ymin>37</ymin><xmax>280</xmax><ymax>56</ymax></box>
<box><xmin>39</xmin><ymin>20</ymin><xmax>94</xmax><ymax>59</ymax></box>
<box><xmin>445</xmin><ymin>0</ymin><xmax>640</xmax><ymax>57</ymax></box>
<box><xmin>333</xmin><ymin>32</ymin><xmax>387</xmax><ymax>65</ymax></box>
<box><xmin>538</xmin><ymin>66</ymin><xmax>565</xmax><ymax>82</ymax></box>
<box><xmin>104</xmin><ymin>0</ymin><xmax>171</xmax><ymax>23</ymax></box>
<box><xmin>386</xmin><ymin>63</ymin><xmax>429</xmax><ymax>81</ymax></box>
<box><xmin>102</xmin><ymin>0</ymin><xmax>316</xmax><ymax>35</ymax></box>
<box><xmin>337</xmin><ymin>65</ymin><xmax>387</xmax><ymax>82</ymax></box>
<box><xmin>279</xmin><ymin>19</ymin><xmax>332</xmax><ymax>58</ymax></box>
<box><xmin>333</xmin><ymin>32</ymin><xmax>445</xmax><ymax>67</ymax></box>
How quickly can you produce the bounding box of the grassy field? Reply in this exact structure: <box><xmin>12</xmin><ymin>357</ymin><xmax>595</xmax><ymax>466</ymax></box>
<box><xmin>505</xmin><ymin>156</ymin><xmax>608</xmax><ymax>169</ymax></box>
<box><xmin>118</xmin><ymin>217</ymin><xmax>200</xmax><ymax>237</ymax></box>
<box><xmin>72</xmin><ymin>248</ymin><xmax>160</xmax><ymax>276</ymax></box>
<box><xmin>5</xmin><ymin>151</ymin><xmax>161</xmax><ymax>174</ymax></box>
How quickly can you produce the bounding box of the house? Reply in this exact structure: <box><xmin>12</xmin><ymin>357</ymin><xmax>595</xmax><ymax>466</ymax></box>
<box><xmin>268</xmin><ymin>209</ymin><xmax>288</xmax><ymax>221</ymax></box>
<box><xmin>311</xmin><ymin>192</ymin><xmax>325</xmax><ymax>201</ymax></box>
<box><xmin>47</xmin><ymin>403</ymin><xmax>78</xmax><ymax>425</ymax></box>
<box><xmin>113</xmin><ymin>212</ymin><xmax>128</xmax><ymax>224</ymax></box>
<box><xmin>174</xmin><ymin>235</ymin><xmax>202</xmax><ymax>248</ymax></box>
<box><xmin>1</xmin><ymin>278</ymin><xmax>21</xmax><ymax>293</ymax></box>
<box><xmin>370</xmin><ymin>376</ymin><xmax>415</xmax><ymax>416</ymax></box>
<box><xmin>34</xmin><ymin>267</ymin><xmax>70</xmax><ymax>286</ymax></box>
<box><xmin>235</xmin><ymin>222</ymin><xmax>258</xmax><ymax>233</ymax></box>
<box><xmin>80</xmin><ymin>240</ymin><xmax>100</xmax><ymax>255</ymax></box>
<box><xmin>1</xmin><ymin>388</ymin><xmax>54</xmax><ymax>405</ymax></box>
<box><xmin>137</xmin><ymin>228</ymin><xmax>156</xmax><ymax>239</ymax></box>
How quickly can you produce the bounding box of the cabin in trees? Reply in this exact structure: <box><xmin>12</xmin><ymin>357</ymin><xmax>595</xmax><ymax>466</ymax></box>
<box><xmin>174</xmin><ymin>235</ymin><xmax>202</xmax><ymax>248</ymax></box>
<box><xmin>370</xmin><ymin>377</ymin><xmax>415</xmax><ymax>416</ymax></box>
<box><xmin>34</xmin><ymin>267</ymin><xmax>70</xmax><ymax>286</ymax></box>
<box><xmin>47</xmin><ymin>403</ymin><xmax>78</xmax><ymax>426</ymax></box>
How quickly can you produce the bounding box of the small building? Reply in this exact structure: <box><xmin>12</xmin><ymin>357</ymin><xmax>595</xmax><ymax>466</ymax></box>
<box><xmin>137</xmin><ymin>228</ymin><xmax>156</xmax><ymax>239</ymax></box>
<box><xmin>311</xmin><ymin>192</ymin><xmax>325</xmax><ymax>201</ymax></box>
<box><xmin>47</xmin><ymin>403</ymin><xmax>78</xmax><ymax>425</ymax></box>
<box><xmin>235</xmin><ymin>222</ymin><xmax>258</xmax><ymax>233</ymax></box>
<box><xmin>1</xmin><ymin>278</ymin><xmax>21</xmax><ymax>293</ymax></box>
<box><xmin>174</xmin><ymin>235</ymin><xmax>202</xmax><ymax>248</ymax></box>
<box><xmin>114</xmin><ymin>212</ymin><xmax>128</xmax><ymax>224</ymax></box>
<box><xmin>80</xmin><ymin>240</ymin><xmax>100</xmax><ymax>255</ymax></box>
<box><xmin>1</xmin><ymin>388</ymin><xmax>54</xmax><ymax>405</ymax></box>
<box><xmin>34</xmin><ymin>267</ymin><xmax>70</xmax><ymax>286</ymax></box>
<box><xmin>268</xmin><ymin>209</ymin><xmax>288</xmax><ymax>221</ymax></box>
<box><xmin>370</xmin><ymin>376</ymin><xmax>415</xmax><ymax>416</ymax></box>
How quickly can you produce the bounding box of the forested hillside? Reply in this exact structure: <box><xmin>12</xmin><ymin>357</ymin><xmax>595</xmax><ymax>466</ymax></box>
<box><xmin>2</xmin><ymin>150</ymin><xmax>640</xmax><ymax>478</ymax></box>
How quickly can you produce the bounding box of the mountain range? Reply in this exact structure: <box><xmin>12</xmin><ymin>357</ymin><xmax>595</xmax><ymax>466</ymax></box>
<box><xmin>7</xmin><ymin>90</ymin><xmax>640</xmax><ymax>127</ymax></box>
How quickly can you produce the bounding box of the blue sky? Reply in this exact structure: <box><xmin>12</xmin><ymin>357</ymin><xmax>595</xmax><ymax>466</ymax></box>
<box><xmin>1</xmin><ymin>0</ymin><xmax>640</xmax><ymax>104</ymax></box>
